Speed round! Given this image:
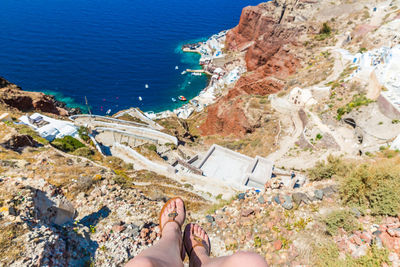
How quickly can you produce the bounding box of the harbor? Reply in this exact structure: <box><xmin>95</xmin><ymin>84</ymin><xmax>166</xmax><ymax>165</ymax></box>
<box><xmin>148</xmin><ymin>30</ymin><xmax>245</xmax><ymax>120</ymax></box>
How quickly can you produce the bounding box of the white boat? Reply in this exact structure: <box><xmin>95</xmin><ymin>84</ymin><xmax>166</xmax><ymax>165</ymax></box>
<box><xmin>138</xmin><ymin>96</ymin><xmax>143</xmax><ymax>101</ymax></box>
<box><xmin>171</xmin><ymin>98</ymin><xmax>177</xmax><ymax>102</ymax></box>
<box><xmin>181</xmin><ymin>71</ymin><xmax>187</xmax><ymax>75</ymax></box>
<box><xmin>145</xmin><ymin>84</ymin><xmax>149</xmax><ymax>89</ymax></box>
<box><xmin>192</xmin><ymin>72</ymin><xmax>202</xmax><ymax>76</ymax></box>
<box><xmin>175</xmin><ymin>66</ymin><xmax>179</xmax><ymax>70</ymax></box>
<box><xmin>106</xmin><ymin>109</ymin><xmax>111</xmax><ymax>115</ymax></box>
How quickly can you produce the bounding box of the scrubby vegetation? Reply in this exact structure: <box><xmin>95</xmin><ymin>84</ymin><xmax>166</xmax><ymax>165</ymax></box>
<box><xmin>0</xmin><ymin>223</ymin><xmax>27</xmax><ymax>264</ymax></box>
<box><xmin>340</xmin><ymin>157</ymin><xmax>400</xmax><ymax>216</ymax></box>
<box><xmin>51</xmin><ymin>136</ymin><xmax>85</xmax><ymax>153</ymax></box>
<box><xmin>323</xmin><ymin>210</ymin><xmax>360</xmax><ymax>236</ymax></box>
<box><xmin>314</xmin><ymin>242</ymin><xmax>390</xmax><ymax>267</ymax></box>
<box><xmin>309</xmin><ymin>155</ymin><xmax>400</xmax><ymax>216</ymax></box>
<box><xmin>307</xmin><ymin>155</ymin><xmax>349</xmax><ymax>181</ymax></box>
<box><xmin>77</xmin><ymin>126</ymin><xmax>90</xmax><ymax>142</ymax></box>
<box><xmin>315</xmin><ymin>22</ymin><xmax>332</xmax><ymax>41</ymax></box>
<box><xmin>336</xmin><ymin>94</ymin><xmax>374</xmax><ymax>120</ymax></box>
<box><xmin>72</xmin><ymin>146</ymin><xmax>95</xmax><ymax>157</ymax></box>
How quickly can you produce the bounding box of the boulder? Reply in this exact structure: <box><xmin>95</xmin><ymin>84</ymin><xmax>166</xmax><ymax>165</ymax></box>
<box><xmin>1</xmin><ymin>133</ymin><xmax>40</xmax><ymax>151</ymax></box>
<box><xmin>292</xmin><ymin>192</ymin><xmax>310</xmax><ymax>206</ymax></box>
<box><xmin>33</xmin><ymin>189</ymin><xmax>77</xmax><ymax>226</ymax></box>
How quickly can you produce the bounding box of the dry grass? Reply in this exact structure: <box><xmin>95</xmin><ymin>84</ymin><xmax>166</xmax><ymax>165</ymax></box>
<box><xmin>0</xmin><ymin>223</ymin><xmax>27</xmax><ymax>265</ymax></box>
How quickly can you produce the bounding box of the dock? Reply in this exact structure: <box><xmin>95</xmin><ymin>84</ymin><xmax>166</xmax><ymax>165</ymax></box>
<box><xmin>186</xmin><ymin>69</ymin><xmax>213</xmax><ymax>76</ymax></box>
<box><xmin>186</xmin><ymin>69</ymin><xmax>204</xmax><ymax>73</ymax></box>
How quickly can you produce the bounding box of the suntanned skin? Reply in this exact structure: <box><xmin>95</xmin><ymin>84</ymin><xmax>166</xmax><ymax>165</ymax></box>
<box><xmin>125</xmin><ymin>198</ymin><xmax>269</xmax><ymax>267</ymax></box>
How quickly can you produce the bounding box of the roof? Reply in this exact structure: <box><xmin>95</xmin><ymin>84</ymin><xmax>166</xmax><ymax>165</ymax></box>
<box><xmin>196</xmin><ymin>144</ymin><xmax>273</xmax><ymax>189</ymax></box>
<box><xmin>19</xmin><ymin>113</ymin><xmax>78</xmax><ymax>141</ymax></box>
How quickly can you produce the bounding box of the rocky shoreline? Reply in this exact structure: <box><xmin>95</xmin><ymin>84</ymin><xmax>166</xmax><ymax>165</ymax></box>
<box><xmin>0</xmin><ymin>76</ymin><xmax>81</xmax><ymax>116</ymax></box>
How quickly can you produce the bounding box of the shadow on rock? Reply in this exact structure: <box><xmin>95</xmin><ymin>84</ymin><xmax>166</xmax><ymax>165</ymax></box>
<box><xmin>16</xmin><ymin>187</ymin><xmax>110</xmax><ymax>266</ymax></box>
<box><xmin>79</xmin><ymin>206</ymin><xmax>111</xmax><ymax>227</ymax></box>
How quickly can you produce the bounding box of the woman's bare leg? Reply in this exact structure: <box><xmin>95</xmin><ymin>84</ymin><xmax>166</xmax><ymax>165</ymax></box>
<box><xmin>184</xmin><ymin>223</ymin><xmax>268</xmax><ymax>267</ymax></box>
<box><xmin>125</xmin><ymin>198</ymin><xmax>185</xmax><ymax>267</ymax></box>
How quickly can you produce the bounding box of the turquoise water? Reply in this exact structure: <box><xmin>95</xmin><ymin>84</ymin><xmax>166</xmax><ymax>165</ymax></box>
<box><xmin>0</xmin><ymin>0</ymin><xmax>262</xmax><ymax>114</ymax></box>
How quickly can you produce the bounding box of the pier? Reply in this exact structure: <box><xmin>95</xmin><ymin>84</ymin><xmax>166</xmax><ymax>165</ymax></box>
<box><xmin>186</xmin><ymin>69</ymin><xmax>213</xmax><ymax>75</ymax></box>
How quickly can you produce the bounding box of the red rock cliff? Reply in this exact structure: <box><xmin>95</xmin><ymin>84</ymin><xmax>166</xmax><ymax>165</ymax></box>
<box><xmin>0</xmin><ymin>76</ymin><xmax>72</xmax><ymax>116</ymax></box>
<box><xmin>200</xmin><ymin>1</ymin><xmax>303</xmax><ymax>137</ymax></box>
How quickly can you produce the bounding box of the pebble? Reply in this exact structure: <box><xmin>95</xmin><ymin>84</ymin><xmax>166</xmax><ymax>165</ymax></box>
<box><xmin>351</xmin><ymin>207</ymin><xmax>361</xmax><ymax>218</ymax></box>
<box><xmin>8</xmin><ymin>206</ymin><xmax>18</xmax><ymax>216</ymax></box>
<box><xmin>387</xmin><ymin>228</ymin><xmax>400</xmax><ymax>238</ymax></box>
<box><xmin>206</xmin><ymin>215</ymin><xmax>215</xmax><ymax>223</ymax></box>
<box><xmin>282</xmin><ymin>195</ymin><xmax>293</xmax><ymax>210</ymax></box>
<box><xmin>351</xmin><ymin>244</ymin><xmax>368</xmax><ymax>258</ymax></box>
<box><xmin>373</xmin><ymin>236</ymin><xmax>383</xmax><ymax>249</ymax></box>
<box><xmin>273</xmin><ymin>240</ymin><xmax>283</xmax><ymax>250</ymax></box>
<box><xmin>112</xmin><ymin>223</ymin><xmax>126</xmax><ymax>233</ymax></box>
<box><xmin>273</xmin><ymin>194</ymin><xmax>281</xmax><ymax>204</ymax></box>
<box><xmin>314</xmin><ymin>189</ymin><xmax>324</xmax><ymax>200</ymax></box>
<box><xmin>258</xmin><ymin>195</ymin><xmax>265</xmax><ymax>204</ymax></box>
<box><xmin>372</xmin><ymin>230</ymin><xmax>382</xmax><ymax>236</ymax></box>
<box><xmin>241</xmin><ymin>209</ymin><xmax>255</xmax><ymax>217</ymax></box>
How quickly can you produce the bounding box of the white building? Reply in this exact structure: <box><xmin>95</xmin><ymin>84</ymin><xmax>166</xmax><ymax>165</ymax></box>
<box><xmin>191</xmin><ymin>144</ymin><xmax>273</xmax><ymax>189</ymax></box>
<box><xmin>19</xmin><ymin>113</ymin><xmax>79</xmax><ymax>141</ymax></box>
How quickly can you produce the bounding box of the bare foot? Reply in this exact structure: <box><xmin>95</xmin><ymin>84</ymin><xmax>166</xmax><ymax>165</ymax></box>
<box><xmin>160</xmin><ymin>197</ymin><xmax>186</xmax><ymax>235</ymax></box>
<box><xmin>184</xmin><ymin>223</ymin><xmax>211</xmax><ymax>267</ymax></box>
<box><xmin>159</xmin><ymin>197</ymin><xmax>186</xmax><ymax>260</ymax></box>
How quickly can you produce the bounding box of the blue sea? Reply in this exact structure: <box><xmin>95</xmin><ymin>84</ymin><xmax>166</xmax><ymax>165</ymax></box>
<box><xmin>0</xmin><ymin>0</ymin><xmax>261</xmax><ymax>114</ymax></box>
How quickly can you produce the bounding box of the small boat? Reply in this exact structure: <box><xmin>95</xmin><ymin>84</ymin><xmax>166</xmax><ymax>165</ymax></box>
<box><xmin>138</xmin><ymin>96</ymin><xmax>143</xmax><ymax>101</ymax></box>
<box><xmin>106</xmin><ymin>109</ymin><xmax>111</xmax><ymax>115</ymax></box>
<box><xmin>175</xmin><ymin>66</ymin><xmax>179</xmax><ymax>70</ymax></box>
<box><xmin>171</xmin><ymin>97</ymin><xmax>177</xmax><ymax>102</ymax></box>
<box><xmin>145</xmin><ymin>84</ymin><xmax>149</xmax><ymax>89</ymax></box>
<box><xmin>181</xmin><ymin>71</ymin><xmax>187</xmax><ymax>75</ymax></box>
<box><xmin>178</xmin><ymin>95</ymin><xmax>187</xmax><ymax>101</ymax></box>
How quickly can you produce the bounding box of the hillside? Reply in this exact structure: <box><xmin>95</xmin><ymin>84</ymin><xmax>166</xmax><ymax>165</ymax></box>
<box><xmin>1</xmin><ymin>0</ymin><xmax>400</xmax><ymax>266</ymax></box>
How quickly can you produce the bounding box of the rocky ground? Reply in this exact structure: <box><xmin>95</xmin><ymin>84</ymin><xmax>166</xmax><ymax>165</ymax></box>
<box><xmin>1</xmin><ymin>0</ymin><xmax>400</xmax><ymax>266</ymax></box>
<box><xmin>0</xmin><ymin>122</ymin><xmax>209</xmax><ymax>266</ymax></box>
<box><xmin>195</xmin><ymin>156</ymin><xmax>400</xmax><ymax>265</ymax></box>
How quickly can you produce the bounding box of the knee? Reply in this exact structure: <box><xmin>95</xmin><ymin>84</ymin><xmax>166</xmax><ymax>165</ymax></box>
<box><xmin>125</xmin><ymin>256</ymin><xmax>155</xmax><ymax>267</ymax></box>
<box><xmin>229</xmin><ymin>251</ymin><xmax>268</xmax><ymax>266</ymax></box>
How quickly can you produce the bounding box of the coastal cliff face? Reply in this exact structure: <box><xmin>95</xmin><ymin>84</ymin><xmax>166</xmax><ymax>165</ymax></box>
<box><xmin>0</xmin><ymin>77</ymin><xmax>72</xmax><ymax>116</ymax></box>
<box><xmin>200</xmin><ymin>1</ymin><xmax>305</xmax><ymax>137</ymax></box>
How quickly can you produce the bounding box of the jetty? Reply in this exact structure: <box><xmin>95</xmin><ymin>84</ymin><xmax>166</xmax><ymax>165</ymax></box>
<box><xmin>186</xmin><ymin>69</ymin><xmax>213</xmax><ymax>76</ymax></box>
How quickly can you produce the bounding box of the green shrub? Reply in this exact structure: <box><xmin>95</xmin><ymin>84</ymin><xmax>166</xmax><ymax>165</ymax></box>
<box><xmin>320</xmin><ymin>22</ymin><xmax>332</xmax><ymax>34</ymax></box>
<box><xmin>146</xmin><ymin>144</ymin><xmax>157</xmax><ymax>152</ymax></box>
<box><xmin>336</xmin><ymin>94</ymin><xmax>374</xmax><ymax>120</ymax></box>
<box><xmin>51</xmin><ymin>136</ymin><xmax>85</xmax><ymax>152</ymax></box>
<box><xmin>359</xmin><ymin>47</ymin><xmax>367</xmax><ymax>53</ymax></box>
<box><xmin>307</xmin><ymin>155</ymin><xmax>348</xmax><ymax>181</ymax></box>
<box><xmin>313</xmin><ymin>243</ymin><xmax>389</xmax><ymax>267</ymax></box>
<box><xmin>323</xmin><ymin>210</ymin><xmax>359</xmax><ymax>235</ymax></box>
<box><xmin>340</xmin><ymin>159</ymin><xmax>400</xmax><ymax>216</ymax></box>
<box><xmin>78</xmin><ymin>126</ymin><xmax>90</xmax><ymax>142</ymax></box>
<box><xmin>316</xmin><ymin>133</ymin><xmax>323</xmax><ymax>140</ymax></box>
<box><xmin>315</xmin><ymin>22</ymin><xmax>332</xmax><ymax>41</ymax></box>
<box><xmin>72</xmin><ymin>147</ymin><xmax>95</xmax><ymax>157</ymax></box>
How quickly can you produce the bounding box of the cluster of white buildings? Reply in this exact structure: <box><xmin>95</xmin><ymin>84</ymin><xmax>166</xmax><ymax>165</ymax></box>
<box><xmin>198</xmin><ymin>30</ymin><xmax>227</xmax><ymax>64</ymax></box>
<box><xmin>340</xmin><ymin>45</ymin><xmax>400</xmax><ymax>116</ymax></box>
